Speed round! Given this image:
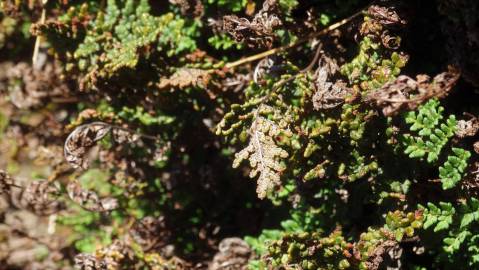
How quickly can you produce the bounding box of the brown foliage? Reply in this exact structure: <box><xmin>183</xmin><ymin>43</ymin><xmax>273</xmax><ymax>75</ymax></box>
<box><xmin>209</xmin><ymin>238</ymin><xmax>251</xmax><ymax>270</ymax></box>
<box><xmin>364</xmin><ymin>67</ymin><xmax>460</xmax><ymax>116</ymax></box>
<box><xmin>66</xmin><ymin>180</ymin><xmax>119</xmax><ymax>212</ymax></box>
<box><xmin>64</xmin><ymin>122</ymin><xmax>112</xmax><ymax>170</ymax></box>
<box><xmin>312</xmin><ymin>55</ymin><xmax>351</xmax><ymax>110</ymax></box>
<box><xmin>222</xmin><ymin>0</ymin><xmax>282</xmax><ymax>48</ymax></box>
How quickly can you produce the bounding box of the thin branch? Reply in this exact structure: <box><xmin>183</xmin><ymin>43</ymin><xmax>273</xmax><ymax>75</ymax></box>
<box><xmin>270</xmin><ymin>42</ymin><xmax>323</xmax><ymax>92</ymax></box>
<box><xmin>223</xmin><ymin>9</ymin><xmax>364</xmax><ymax>70</ymax></box>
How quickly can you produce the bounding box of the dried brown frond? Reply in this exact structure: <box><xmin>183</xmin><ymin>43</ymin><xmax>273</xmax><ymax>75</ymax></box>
<box><xmin>66</xmin><ymin>180</ymin><xmax>118</xmax><ymax>212</ymax></box>
<box><xmin>209</xmin><ymin>238</ymin><xmax>251</xmax><ymax>270</ymax></box>
<box><xmin>312</xmin><ymin>55</ymin><xmax>351</xmax><ymax>110</ymax></box>
<box><xmin>233</xmin><ymin>105</ymin><xmax>291</xmax><ymax>199</ymax></box>
<box><xmin>222</xmin><ymin>0</ymin><xmax>282</xmax><ymax>48</ymax></box>
<box><xmin>366</xmin><ymin>5</ymin><xmax>406</xmax><ymax>27</ymax></box>
<box><xmin>364</xmin><ymin>67</ymin><xmax>460</xmax><ymax>116</ymax></box>
<box><xmin>64</xmin><ymin>122</ymin><xmax>112</xmax><ymax>170</ymax></box>
<box><xmin>456</xmin><ymin>116</ymin><xmax>479</xmax><ymax>138</ymax></box>
<box><xmin>360</xmin><ymin>4</ymin><xmax>407</xmax><ymax>49</ymax></box>
<box><xmin>75</xmin><ymin>240</ymin><xmax>132</xmax><ymax>270</ymax></box>
<box><xmin>0</xmin><ymin>171</ymin><xmax>63</xmax><ymax>215</ymax></box>
<box><xmin>144</xmin><ymin>253</ymin><xmax>189</xmax><ymax>270</ymax></box>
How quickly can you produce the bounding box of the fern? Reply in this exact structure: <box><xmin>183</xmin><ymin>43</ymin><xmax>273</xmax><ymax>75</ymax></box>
<box><xmin>420</xmin><ymin>199</ymin><xmax>479</xmax><ymax>266</ymax></box>
<box><xmin>444</xmin><ymin>230</ymin><xmax>471</xmax><ymax>253</ymax></box>
<box><xmin>264</xmin><ymin>210</ymin><xmax>422</xmax><ymax>269</ymax></box>
<box><xmin>36</xmin><ymin>0</ymin><xmax>197</xmax><ymax>90</ymax></box>
<box><xmin>420</xmin><ymin>202</ymin><xmax>455</xmax><ymax>232</ymax></box>
<box><xmin>402</xmin><ymin>99</ymin><xmax>457</xmax><ymax>163</ymax></box>
<box><xmin>439</xmin><ymin>147</ymin><xmax>471</xmax><ymax>189</ymax></box>
<box><xmin>233</xmin><ymin>105</ymin><xmax>292</xmax><ymax>199</ymax></box>
<box><xmin>459</xmin><ymin>198</ymin><xmax>479</xmax><ymax>229</ymax></box>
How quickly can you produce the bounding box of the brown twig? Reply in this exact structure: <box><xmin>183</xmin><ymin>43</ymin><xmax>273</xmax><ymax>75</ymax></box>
<box><xmin>222</xmin><ymin>9</ymin><xmax>363</xmax><ymax>70</ymax></box>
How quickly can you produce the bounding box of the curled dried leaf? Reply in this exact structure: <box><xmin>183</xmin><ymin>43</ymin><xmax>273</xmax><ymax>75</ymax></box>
<box><xmin>222</xmin><ymin>0</ymin><xmax>281</xmax><ymax>48</ymax></box>
<box><xmin>312</xmin><ymin>56</ymin><xmax>350</xmax><ymax>110</ymax></box>
<box><xmin>253</xmin><ymin>57</ymin><xmax>275</xmax><ymax>84</ymax></box>
<box><xmin>381</xmin><ymin>30</ymin><xmax>401</xmax><ymax>49</ymax></box>
<box><xmin>367</xmin><ymin>5</ymin><xmax>406</xmax><ymax>27</ymax></box>
<box><xmin>66</xmin><ymin>180</ymin><xmax>118</xmax><ymax>212</ymax></box>
<box><xmin>64</xmin><ymin>122</ymin><xmax>112</xmax><ymax>170</ymax></box>
<box><xmin>456</xmin><ymin>117</ymin><xmax>479</xmax><ymax>138</ymax></box>
<box><xmin>365</xmin><ymin>68</ymin><xmax>460</xmax><ymax>116</ymax></box>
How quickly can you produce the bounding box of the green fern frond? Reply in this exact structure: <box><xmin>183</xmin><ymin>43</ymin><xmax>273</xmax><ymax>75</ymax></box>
<box><xmin>439</xmin><ymin>147</ymin><xmax>471</xmax><ymax>189</ymax></box>
<box><xmin>402</xmin><ymin>99</ymin><xmax>456</xmax><ymax>163</ymax></box>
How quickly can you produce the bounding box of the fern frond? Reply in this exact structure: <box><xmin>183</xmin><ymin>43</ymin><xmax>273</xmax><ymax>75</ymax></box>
<box><xmin>402</xmin><ymin>99</ymin><xmax>456</xmax><ymax>163</ymax></box>
<box><xmin>233</xmin><ymin>105</ymin><xmax>291</xmax><ymax>199</ymax></box>
<box><xmin>420</xmin><ymin>202</ymin><xmax>455</xmax><ymax>232</ymax></box>
<box><xmin>439</xmin><ymin>147</ymin><xmax>471</xmax><ymax>189</ymax></box>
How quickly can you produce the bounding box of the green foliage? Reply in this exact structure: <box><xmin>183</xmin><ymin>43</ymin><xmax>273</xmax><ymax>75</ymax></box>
<box><xmin>402</xmin><ymin>99</ymin><xmax>457</xmax><ymax>162</ymax></box>
<box><xmin>263</xmin><ymin>210</ymin><xmax>423</xmax><ymax>269</ymax></box>
<box><xmin>439</xmin><ymin>147</ymin><xmax>471</xmax><ymax>189</ymax></box>
<box><xmin>421</xmin><ymin>202</ymin><xmax>455</xmax><ymax>232</ymax></box>
<box><xmin>267</xmin><ymin>230</ymin><xmax>351</xmax><ymax>270</ymax></box>
<box><xmin>1</xmin><ymin>0</ymin><xmax>477</xmax><ymax>269</ymax></box>
<box><xmin>341</xmin><ymin>38</ymin><xmax>407</xmax><ymax>88</ymax></box>
<box><xmin>207</xmin><ymin>0</ymin><xmax>247</xmax><ymax>12</ymax></box>
<box><xmin>420</xmin><ymin>199</ymin><xmax>479</xmax><ymax>267</ymax></box>
<box><xmin>117</xmin><ymin>106</ymin><xmax>176</xmax><ymax>126</ymax></box>
<box><xmin>208</xmin><ymin>33</ymin><xmax>243</xmax><ymax>50</ymax></box>
<box><xmin>36</xmin><ymin>0</ymin><xmax>198</xmax><ymax>89</ymax></box>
